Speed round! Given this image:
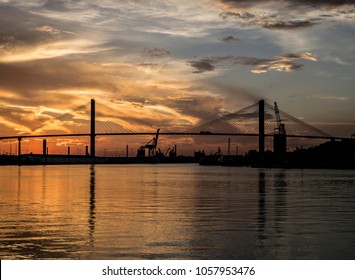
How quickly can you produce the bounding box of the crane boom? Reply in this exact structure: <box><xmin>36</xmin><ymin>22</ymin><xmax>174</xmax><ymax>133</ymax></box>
<box><xmin>273</xmin><ymin>102</ymin><xmax>287</xmax><ymax>161</ymax></box>
<box><xmin>137</xmin><ymin>128</ymin><xmax>160</xmax><ymax>157</ymax></box>
<box><xmin>274</xmin><ymin>102</ymin><xmax>281</xmax><ymax>127</ymax></box>
<box><xmin>154</xmin><ymin>129</ymin><xmax>160</xmax><ymax>147</ymax></box>
<box><xmin>274</xmin><ymin>102</ymin><xmax>286</xmax><ymax>135</ymax></box>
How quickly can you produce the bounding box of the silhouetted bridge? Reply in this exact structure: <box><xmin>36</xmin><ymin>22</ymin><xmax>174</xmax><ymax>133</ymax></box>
<box><xmin>0</xmin><ymin>99</ymin><xmax>348</xmax><ymax>157</ymax></box>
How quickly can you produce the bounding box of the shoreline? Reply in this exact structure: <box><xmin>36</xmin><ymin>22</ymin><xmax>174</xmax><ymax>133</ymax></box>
<box><xmin>1</xmin><ymin>154</ymin><xmax>355</xmax><ymax>170</ymax></box>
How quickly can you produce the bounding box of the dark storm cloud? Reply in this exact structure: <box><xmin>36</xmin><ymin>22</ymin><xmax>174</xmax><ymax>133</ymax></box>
<box><xmin>221</xmin><ymin>35</ymin><xmax>241</xmax><ymax>42</ymax></box>
<box><xmin>288</xmin><ymin>0</ymin><xmax>355</xmax><ymax>7</ymax></box>
<box><xmin>218</xmin><ymin>0</ymin><xmax>355</xmax><ymax>30</ymax></box>
<box><xmin>142</xmin><ymin>48</ymin><xmax>171</xmax><ymax>58</ymax></box>
<box><xmin>220</xmin><ymin>11</ymin><xmax>255</xmax><ymax>20</ymax></box>
<box><xmin>220</xmin><ymin>11</ymin><xmax>318</xmax><ymax>30</ymax></box>
<box><xmin>262</xmin><ymin>20</ymin><xmax>317</xmax><ymax>29</ymax></box>
<box><xmin>187</xmin><ymin>56</ymin><xmax>260</xmax><ymax>73</ymax></box>
<box><xmin>187</xmin><ymin>58</ymin><xmax>216</xmax><ymax>73</ymax></box>
<box><xmin>188</xmin><ymin>53</ymin><xmax>316</xmax><ymax>74</ymax></box>
<box><xmin>217</xmin><ymin>0</ymin><xmax>355</xmax><ymax>8</ymax></box>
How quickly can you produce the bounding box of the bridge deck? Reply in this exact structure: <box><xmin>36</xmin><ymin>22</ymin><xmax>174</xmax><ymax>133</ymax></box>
<box><xmin>0</xmin><ymin>132</ymin><xmax>347</xmax><ymax>141</ymax></box>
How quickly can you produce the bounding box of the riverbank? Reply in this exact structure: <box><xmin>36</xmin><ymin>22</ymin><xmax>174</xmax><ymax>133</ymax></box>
<box><xmin>0</xmin><ymin>154</ymin><xmax>199</xmax><ymax>165</ymax></box>
<box><xmin>1</xmin><ymin>138</ymin><xmax>354</xmax><ymax>169</ymax></box>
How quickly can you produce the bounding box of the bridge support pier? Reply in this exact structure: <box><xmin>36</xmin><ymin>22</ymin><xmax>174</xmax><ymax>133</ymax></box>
<box><xmin>43</xmin><ymin>139</ymin><xmax>47</xmax><ymax>156</ymax></box>
<box><xmin>18</xmin><ymin>137</ymin><xmax>22</xmax><ymax>157</ymax></box>
<box><xmin>90</xmin><ymin>99</ymin><xmax>95</xmax><ymax>157</ymax></box>
<box><xmin>259</xmin><ymin>100</ymin><xmax>265</xmax><ymax>158</ymax></box>
<box><xmin>17</xmin><ymin>137</ymin><xmax>22</xmax><ymax>166</ymax></box>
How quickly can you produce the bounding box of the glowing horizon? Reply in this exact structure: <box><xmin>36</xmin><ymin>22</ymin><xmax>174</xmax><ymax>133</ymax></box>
<box><xmin>1</xmin><ymin>0</ymin><xmax>354</xmax><ymax>154</ymax></box>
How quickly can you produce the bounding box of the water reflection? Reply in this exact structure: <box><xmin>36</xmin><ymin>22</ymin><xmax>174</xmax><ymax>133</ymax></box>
<box><xmin>88</xmin><ymin>164</ymin><xmax>96</xmax><ymax>247</ymax></box>
<box><xmin>273</xmin><ymin>170</ymin><xmax>289</xmax><ymax>258</ymax></box>
<box><xmin>41</xmin><ymin>166</ymin><xmax>47</xmax><ymax>202</ymax></box>
<box><xmin>17</xmin><ymin>166</ymin><xmax>21</xmax><ymax>208</ymax></box>
<box><xmin>274</xmin><ymin>170</ymin><xmax>287</xmax><ymax>235</ymax></box>
<box><xmin>1</xmin><ymin>165</ymin><xmax>355</xmax><ymax>259</ymax></box>
<box><xmin>258</xmin><ymin>170</ymin><xmax>266</xmax><ymax>241</ymax></box>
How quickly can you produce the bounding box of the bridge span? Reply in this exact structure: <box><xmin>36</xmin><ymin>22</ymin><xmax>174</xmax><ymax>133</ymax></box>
<box><xmin>0</xmin><ymin>99</ymin><xmax>347</xmax><ymax>157</ymax></box>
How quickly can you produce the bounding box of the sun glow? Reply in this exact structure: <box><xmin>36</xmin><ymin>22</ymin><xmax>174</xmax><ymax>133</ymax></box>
<box><xmin>0</xmin><ymin>39</ymin><xmax>109</xmax><ymax>63</ymax></box>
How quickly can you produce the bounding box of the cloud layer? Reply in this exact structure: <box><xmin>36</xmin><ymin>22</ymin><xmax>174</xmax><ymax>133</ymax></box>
<box><xmin>188</xmin><ymin>53</ymin><xmax>317</xmax><ymax>73</ymax></box>
<box><xmin>0</xmin><ymin>0</ymin><xmax>354</xmax><ymax>150</ymax></box>
<box><xmin>217</xmin><ymin>0</ymin><xmax>355</xmax><ymax>30</ymax></box>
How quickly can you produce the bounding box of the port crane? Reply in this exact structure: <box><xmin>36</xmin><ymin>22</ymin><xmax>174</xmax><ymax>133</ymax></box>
<box><xmin>273</xmin><ymin>102</ymin><xmax>287</xmax><ymax>158</ymax></box>
<box><xmin>155</xmin><ymin>145</ymin><xmax>177</xmax><ymax>158</ymax></box>
<box><xmin>137</xmin><ymin>129</ymin><xmax>160</xmax><ymax>157</ymax></box>
<box><xmin>274</xmin><ymin>102</ymin><xmax>286</xmax><ymax>136</ymax></box>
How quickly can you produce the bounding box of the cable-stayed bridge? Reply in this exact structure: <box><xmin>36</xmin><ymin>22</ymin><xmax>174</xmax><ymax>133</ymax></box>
<box><xmin>0</xmin><ymin>99</ymin><xmax>347</xmax><ymax>157</ymax></box>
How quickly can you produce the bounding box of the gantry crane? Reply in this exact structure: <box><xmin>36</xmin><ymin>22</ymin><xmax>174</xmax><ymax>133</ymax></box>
<box><xmin>274</xmin><ymin>102</ymin><xmax>286</xmax><ymax>136</ymax></box>
<box><xmin>137</xmin><ymin>129</ymin><xmax>160</xmax><ymax>157</ymax></box>
<box><xmin>273</xmin><ymin>102</ymin><xmax>287</xmax><ymax>160</ymax></box>
<box><xmin>155</xmin><ymin>145</ymin><xmax>177</xmax><ymax>158</ymax></box>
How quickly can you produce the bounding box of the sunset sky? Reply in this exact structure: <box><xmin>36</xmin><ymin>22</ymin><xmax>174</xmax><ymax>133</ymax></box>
<box><xmin>0</xmin><ymin>0</ymin><xmax>354</xmax><ymax>155</ymax></box>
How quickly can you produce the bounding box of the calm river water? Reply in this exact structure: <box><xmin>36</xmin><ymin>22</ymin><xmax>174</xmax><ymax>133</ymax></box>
<box><xmin>1</xmin><ymin>164</ymin><xmax>355</xmax><ymax>259</ymax></box>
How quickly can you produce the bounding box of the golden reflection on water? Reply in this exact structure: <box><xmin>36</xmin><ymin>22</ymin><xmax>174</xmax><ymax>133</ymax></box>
<box><xmin>1</xmin><ymin>165</ymin><xmax>355</xmax><ymax>259</ymax></box>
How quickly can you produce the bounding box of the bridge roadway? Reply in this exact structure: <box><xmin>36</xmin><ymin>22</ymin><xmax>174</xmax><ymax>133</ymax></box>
<box><xmin>0</xmin><ymin>132</ymin><xmax>347</xmax><ymax>141</ymax></box>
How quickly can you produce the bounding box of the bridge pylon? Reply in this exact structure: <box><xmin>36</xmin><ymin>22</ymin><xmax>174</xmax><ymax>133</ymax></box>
<box><xmin>259</xmin><ymin>99</ymin><xmax>265</xmax><ymax>157</ymax></box>
<box><xmin>90</xmin><ymin>99</ymin><xmax>95</xmax><ymax>157</ymax></box>
<box><xmin>17</xmin><ymin>137</ymin><xmax>22</xmax><ymax>157</ymax></box>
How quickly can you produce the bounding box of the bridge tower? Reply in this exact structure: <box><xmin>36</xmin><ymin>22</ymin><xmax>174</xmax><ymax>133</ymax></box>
<box><xmin>259</xmin><ymin>99</ymin><xmax>265</xmax><ymax>157</ymax></box>
<box><xmin>17</xmin><ymin>137</ymin><xmax>22</xmax><ymax>157</ymax></box>
<box><xmin>90</xmin><ymin>99</ymin><xmax>95</xmax><ymax>157</ymax></box>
